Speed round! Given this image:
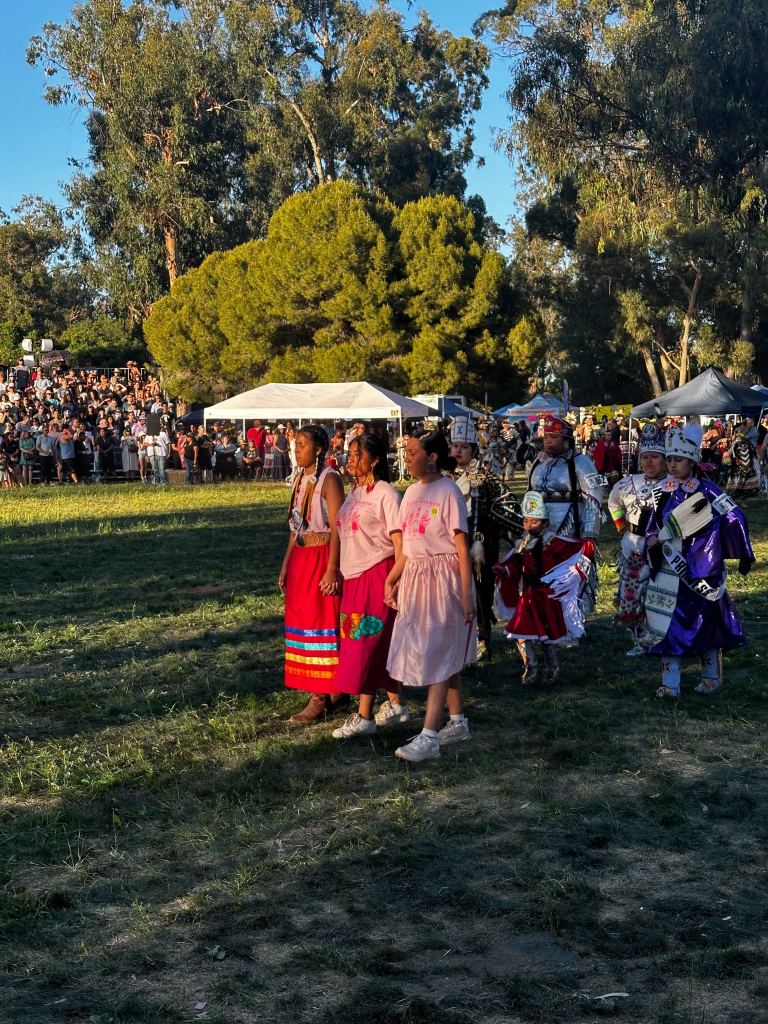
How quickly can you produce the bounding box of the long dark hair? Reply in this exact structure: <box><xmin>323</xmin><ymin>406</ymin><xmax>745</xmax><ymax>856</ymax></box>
<box><xmin>288</xmin><ymin>425</ymin><xmax>330</xmax><ymax>527</ymax></box>
<box><xmin>411</xmin><ymin>428</ymin><xmax>456</xmax><ymax>472</ymax></box>
<box><xmin>350</xmin><ymin>432</ymin><xmax>390</xmax><ymax>483</ymax></box>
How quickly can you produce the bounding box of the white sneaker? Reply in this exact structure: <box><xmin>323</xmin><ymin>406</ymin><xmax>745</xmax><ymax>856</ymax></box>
<box><xmin>395</xmin><ymin>732</ymin><xmax>440</xmax><ymax>763</ymax></box>
<box><xmin>331</xmin><ymin>713</ymin><xmax>377</xmax><ymax>739</ymax></box>
<box><xmin>375</xmin><ymin>700</ymin><xmax>411</xmax><ymax>728</ymax></box>
<box><xmin>437</xmin><ymin>719</ymin><xmax>471</xmax><ymax>747</ymax></box>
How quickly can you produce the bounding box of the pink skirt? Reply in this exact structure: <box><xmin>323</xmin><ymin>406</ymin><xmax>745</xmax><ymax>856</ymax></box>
<box><xmin>386</xmin><ymin>553</ymin><xmax>477</xmax><ymax>687</ymax></box>
<box><xmin>334</xmin><ymin>557</ymin><xmax>396</xmax><ymax>696</ymax></box>
<box><xmin>284</xmin><ymin>543</ymin><xmax>340</xmax><ymax>693</ymax></box>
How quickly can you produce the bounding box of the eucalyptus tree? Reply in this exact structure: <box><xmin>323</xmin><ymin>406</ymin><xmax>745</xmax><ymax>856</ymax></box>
<box><xmin>481</xmin><ymin>0</ymin><xmax>768</xmax><ymax>389</ymax></box>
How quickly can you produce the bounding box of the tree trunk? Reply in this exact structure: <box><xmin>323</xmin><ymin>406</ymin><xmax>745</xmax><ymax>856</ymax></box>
<box><xmin>660</xmin><ymin>350</ymin><xmax>677</xmax><ymax>392</ymax></box>
<box><xmin>640</xmin><ymin>346</ymin><xmax>663</xmax><ymax>396</ymax></box>
<box><xmin>677</xmin><ymin>262</ymin><xmax>702</xmax><ymax>387</ymax></box>
<box><xmin>163</xmin><ymin>220</ymin><xmax>179</xmax><ymax>287</ymax></box>
<box><xmin>740</xmin><ymin>281</ymin><xmax>754</xmax><ymax>345</ymax></box>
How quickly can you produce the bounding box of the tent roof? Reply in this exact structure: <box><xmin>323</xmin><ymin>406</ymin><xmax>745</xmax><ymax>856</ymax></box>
<box><xmin>495</xmin><ymin>393</ymin><xmax>566</xmax><ymax>419</ymax></box>
<box><xmin>631</xmin><ymin>367</ymin><xmax>766</xmax><ymax>417</ymax></box>
<box><xmin>204</xmin><ymin>381</ymin><xmax>432</xmax><ymax>421</ymax></box>
<box><xmin>439</xmin><ymin>397</ymin><xmax>480</xmax><ymax>419</ymax></box>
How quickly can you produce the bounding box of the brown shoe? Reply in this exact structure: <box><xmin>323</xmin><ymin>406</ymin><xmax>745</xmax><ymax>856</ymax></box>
<box><xmin>288</xmin><ymin>694</ymin><xmax>331</xmax><ymax>725</ymax></box>
<box><xmin>328</xmin><ymin>694</ymin><xmax>351</xmax><ymax>717</ymax></box>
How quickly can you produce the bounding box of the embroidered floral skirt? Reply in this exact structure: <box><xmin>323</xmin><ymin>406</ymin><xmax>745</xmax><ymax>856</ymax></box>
<box><xmin>334</xmin><ymin>556</ymin><xmax>396</xmax><ymax>696</ymax></box>
<box><xmin>284</xmin><ymin>543</ymin><xmax>340</xmax><ymax>693</ymax></box>
<box><xmin>387</xmin><ymin>553</ymin><xmax>477</xmax><ymax>687</ymax></box>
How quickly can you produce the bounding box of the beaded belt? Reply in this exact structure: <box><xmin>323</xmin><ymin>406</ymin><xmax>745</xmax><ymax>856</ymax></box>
<box><xmin>295</xmin><ymin>531</ymin><xmax>330</xmax><ymax>547</ymax></box>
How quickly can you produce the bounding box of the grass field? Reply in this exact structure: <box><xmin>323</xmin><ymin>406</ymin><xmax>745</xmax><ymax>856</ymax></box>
<box><xmin>1</xmin><ymin>482</ymin><xmax>767</xmax><ymax>1024</ymax></box>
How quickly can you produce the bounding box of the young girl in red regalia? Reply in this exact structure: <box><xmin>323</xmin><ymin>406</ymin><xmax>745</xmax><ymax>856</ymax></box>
<box><xmin>278</xmin><ymin>425</ymin><xmax>347</xmax><ymax>724</ymax></box>
<box><xmin>494</xmin><ymin>490</ymin><xmax>594</xmax><ymax>685</ymax></box>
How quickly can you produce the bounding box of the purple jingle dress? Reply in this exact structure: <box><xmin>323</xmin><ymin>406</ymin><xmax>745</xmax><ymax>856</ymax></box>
<box><xmin>645</xmin><ymin>477</ymin><xmax>754</xmax><ymax>657</ymax></box>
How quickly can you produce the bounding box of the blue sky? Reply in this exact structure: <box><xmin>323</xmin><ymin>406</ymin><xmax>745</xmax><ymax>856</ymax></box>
<box><xmin>0</xmin><ymin>2</ymin><xmax>518</xmax><ymax>228</ymax></box>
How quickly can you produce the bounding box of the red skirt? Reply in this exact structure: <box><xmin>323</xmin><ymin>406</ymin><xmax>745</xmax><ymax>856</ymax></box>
<box><xmin>284</xmin><ymin>543</ymin><xmax>341</xmax><ymax>693</ymax></box>
<box><xmin>334</xmin><ymin>557</ymin><xmax>396</xmax><ymax>696</ymax></box>
<box><xmin>505</xmin><ymin>583</ymin><xmax>567</xmax><ymax>643</ymax></box>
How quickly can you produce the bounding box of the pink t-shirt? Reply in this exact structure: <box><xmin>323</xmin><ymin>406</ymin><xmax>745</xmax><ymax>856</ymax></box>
<box><xmin>337</xmin><ymin>480</ymin><xmax>402</xmax><ymax>580</ymax></box>
<box><xmin>400</xmin><ymin>476</ymin><xmax>468</xmax><ymax>557</ymax></box>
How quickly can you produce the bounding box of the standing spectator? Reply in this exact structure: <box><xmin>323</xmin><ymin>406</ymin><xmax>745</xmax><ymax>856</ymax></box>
<box><xmin>245</xmin><ymin>419</ymin><xmax>266</xmax><ymax>463</ymax></box>
<box><xmin>18</xmin><ymin>429</ymin><xmax>37</xmax><ymax>486</ymax></box>
<box><xmin>57</xmin><ymin>426</ymin><xmax>79</xmax><ymax>484</ymax></box>
<box><xmin>95</xmin><ymin>427</ymin><xmax>115</xmax><ymax>480</ymax></box>
<box><xmin>121</xmin><ymin>428</ymin><xmax>140</xmax><ymax>480</ymax></box>
<box><xmin>272</xmin><ymin>424</ymin><xmax>290</xmax><ymax>481</ymax></box>
<box><xmin>75</xmin><ymin>430</ymin><xmax>94</xmax><ymax>482</ymax></box>
<box><xmin>143</xmin><ymin>429</ymin><xmax>169</xmax><ymax>484</ymax></box>
<box><xmin>35</xmin><ymin>424</ymin><xmax>56</xmax><ymax>485</ymax></box>
<box><xmin>213</xmin><ymin>434</ymin><xmax>238</xmax><ymax>481</ymax></box>
<box><xmin>287</xmin><ymin>426</ymin><xmax>298</xmax><ymax>478</ymax></box>
<box><xmin>194</xmin><ymin>426</ymin><xmax>213</xmax><ymax>484</ymax></box>
<box><xmin>593</xmin><ymin>429</ymin><xmax>622</xmax><ymax>485</ymax></box>
<box><xmin>0</xmin><ymin>445</ymin><xmax>10</xmax><ymax>489</ymax></box>
<box><xmin>177</xmin><ymin>430</ymin><xmax>196</xmax><ymax>484</ymax></box>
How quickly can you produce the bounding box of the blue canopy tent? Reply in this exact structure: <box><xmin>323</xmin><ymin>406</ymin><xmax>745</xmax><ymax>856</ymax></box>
<box><xmin>492</xmin><ymin>401</ymin><xmax>521</xmax><ymax>417</ymax></box>
<box><xmin>437</xmin><ymin>397</ymin><xmax>481</xmax><ymax>419</ymax></box>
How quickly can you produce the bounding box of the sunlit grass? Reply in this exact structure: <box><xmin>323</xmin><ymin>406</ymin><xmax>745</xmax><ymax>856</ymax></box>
<box><xmin>1</xmin><ymin>483</ymin><xmax>767</xmax><ymax>1024</ymax></box>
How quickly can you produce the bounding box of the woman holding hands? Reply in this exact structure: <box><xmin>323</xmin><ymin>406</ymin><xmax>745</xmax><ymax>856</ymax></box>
<box><xmin>278</xmin><ymin>425</ymin><xmax>347</xmax><ymax>725</ymax></box>
<box><xmin>384</xmin><ymin>430</ymin><xmax>476</xmax><ymax>762</ymax></box>
<box><xmin>331</xmin><ymin>433</ymin><xmax>410</xmax><ymax>739</ymax></box>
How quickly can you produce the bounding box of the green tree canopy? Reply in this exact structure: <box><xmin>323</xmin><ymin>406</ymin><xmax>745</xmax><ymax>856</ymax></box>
<box><xmin>145</xmin><ymin>182</ymin><xmax>524</xmax><ymax>404</ymax></box>
<box><xmin>29</xmin><ymin>1</ymin><xmax>491</xmax><ymax>322</ymax></box>
<box><xmin>480</xmin><ymin>0</ymin><xmax>768</xmax><ymax>395</ymax></box>
<box><xmin>0</xmin><ymin>199</ymin><xmax>90</xmax><ymax>367</ymax></box>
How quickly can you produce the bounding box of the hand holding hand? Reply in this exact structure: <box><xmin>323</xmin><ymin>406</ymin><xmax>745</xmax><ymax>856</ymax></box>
<box><xmin>319</xmin><ymin>568</ymin><xmax>341</xmax><ymax>597</ymax></box>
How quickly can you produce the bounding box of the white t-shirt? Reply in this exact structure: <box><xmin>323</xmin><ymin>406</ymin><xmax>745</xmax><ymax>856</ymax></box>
<box><xmin>400</xmin><ymin>476</ymin><xmax>468</xmax><ymax>558</ymax></box>
<box><xmin>337</xmin><ymin>480</ymin><xmax>401</xmax><ymax>579</ymax></box>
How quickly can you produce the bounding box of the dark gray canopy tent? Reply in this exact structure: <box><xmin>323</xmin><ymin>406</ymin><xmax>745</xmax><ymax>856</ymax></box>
<box><xmin>631</xmin><ymin>367</ymin><xmax>765</xmax><ymax>418</ymax></box>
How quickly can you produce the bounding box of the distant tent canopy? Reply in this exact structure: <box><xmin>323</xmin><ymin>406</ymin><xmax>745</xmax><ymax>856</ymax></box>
<box><xmin>493</xmin><ymin>393</ymin><xmax>566</xmax><ymax>419</ymax></box>
<box><xmin>631</xmin><ymin>368</ymin><xmax>765</xmax><ymax>418</ymax></box>
<box><xmin>204</xmin><ymin>381</ymin><xmax>433</xmax><ymax>424</ymax></box>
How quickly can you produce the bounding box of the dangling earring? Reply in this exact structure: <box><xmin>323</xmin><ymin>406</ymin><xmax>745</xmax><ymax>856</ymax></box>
<box><xmin>366</xmin><ymin>471</ymin><xmax>375</xmax><ymax>493</ymax></box>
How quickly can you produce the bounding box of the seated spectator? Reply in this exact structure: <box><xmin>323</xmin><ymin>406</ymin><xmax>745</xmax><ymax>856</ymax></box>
<box><xmin>241</xmin><ymin>439</ymin><xmax>262</xmax><ymax>480</ymax></box>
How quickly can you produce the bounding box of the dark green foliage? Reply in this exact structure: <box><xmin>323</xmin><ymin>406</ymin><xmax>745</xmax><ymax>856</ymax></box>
<box><xmin>145</xmin><ymin>182</ymin><xmax>526</xmax><ymax>403</ymax></box>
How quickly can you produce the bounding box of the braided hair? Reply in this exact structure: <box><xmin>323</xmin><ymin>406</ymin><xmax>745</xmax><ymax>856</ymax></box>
<box><xmin>287</xmin><ymin>425</ymin><xmax>330</xmax><ymax>529</ymax></box>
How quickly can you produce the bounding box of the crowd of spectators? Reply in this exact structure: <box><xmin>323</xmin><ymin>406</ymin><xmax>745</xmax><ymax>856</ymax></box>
<box><xmin>0</xmin><ymin>361</ymin><xmax>386</xmax><ymax>487</ymax></box>
<box><xmin>3</xmin><ymin>359</ymin><xmax>767</xmax><ymax>496</ymax></box>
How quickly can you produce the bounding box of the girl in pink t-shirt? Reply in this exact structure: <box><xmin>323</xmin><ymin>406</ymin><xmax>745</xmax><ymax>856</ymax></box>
<box><xmin>331</xmin><ymin>434</ymin><xmax>410</xmax><ymax>738</ymax></box>
<box><xmin>384</xmin><ymin>429</ymin><xmax>476</xmax><ymax>762</ymax></box>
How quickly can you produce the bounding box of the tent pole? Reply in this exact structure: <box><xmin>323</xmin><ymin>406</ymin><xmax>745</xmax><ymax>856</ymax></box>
<box><xmin>399</xmin><ymin>411</ymin><xmax>404</xmax><ymax>481</ymax></box>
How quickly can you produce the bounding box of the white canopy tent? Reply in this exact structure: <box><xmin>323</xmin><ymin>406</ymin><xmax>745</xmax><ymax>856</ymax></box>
<box><xmin>204</xmin><ymin>381</ymin><xmax>433</xmax><ymax>437</ymax></box>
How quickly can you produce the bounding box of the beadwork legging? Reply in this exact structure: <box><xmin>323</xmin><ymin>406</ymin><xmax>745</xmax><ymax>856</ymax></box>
<box><xmin>661</xmin><ymin>648</ymin><xmax>720</xmax><ymax>691</ymax></box>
